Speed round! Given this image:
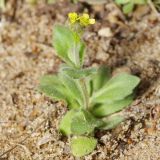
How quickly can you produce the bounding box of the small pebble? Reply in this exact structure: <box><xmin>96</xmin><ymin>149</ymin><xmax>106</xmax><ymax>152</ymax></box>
<box><xmin>98</xmin><ymin>27</ymin><xmax>113</xmax><ymax>38</ymax></box>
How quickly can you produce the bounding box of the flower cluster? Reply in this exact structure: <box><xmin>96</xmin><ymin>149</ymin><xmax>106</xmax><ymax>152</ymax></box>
<box><xmin>68</xmin><ymin>12</ymin><xmax>95</xmax><ymax>27</ymax></box>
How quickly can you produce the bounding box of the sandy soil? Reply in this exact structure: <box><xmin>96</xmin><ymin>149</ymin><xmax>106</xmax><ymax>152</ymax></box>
<box><xmin>0</xmin><ymin>1</ymin><xmax>160</xmax><ymax>160</ymax></box>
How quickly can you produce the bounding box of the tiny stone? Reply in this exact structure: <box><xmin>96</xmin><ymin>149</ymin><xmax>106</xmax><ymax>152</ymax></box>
<box><xmin>98</xmin><ymin>27</ymin><xmax>113</xmax><ymax>38</ymax></box>
<box><xmin>96</xmin><ymin>50</ymin><xmax>109</xmax><ymax>61</ymax></box>
<box><xmin>112</xmin><ymin>67</ymin><xmax>131</xmax><ymax>76</ymax></box>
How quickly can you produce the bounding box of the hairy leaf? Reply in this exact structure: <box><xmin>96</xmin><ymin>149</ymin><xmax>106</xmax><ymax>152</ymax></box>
<box><xmin>59</xmin><ymin>109</ymin><xmax>77</xmax><ymax>135</ymax></box>
<box><xmin>53</xmin><ymin>25</ymin><xmax>85</xmax><ymax>68</ymax></box>
<box><xmin>71</xmin><ymin>110</ymin><xmax>103</xmax><ymax>135</ymax></box>
<box><xmin>47</xmin><ymin>0</ymin><xmax>56</xmax><ymax>4</ymax></box>
<box><xmin>123</xmin><ymin>3</ymin><xmax>134</xmax><ymax>14</ymax></box>
<box><xmin>67</xmin><ymin>35</ymin><xmax>85</xmax><ymax>67</ymax></box>
<box><xmin>101</xmin><ymin>114</ymin><xmax>125</xmax><ymax>130</ymax></box>
<box><xmin>53</xmin><ymin>25</ymin><xmax>74</xmax><ymax>66</ymax></box>
<box><xmin>79</xmin><ymin>41</ymin><xmax>85</xmax><ymax>66</ymax></box>
<box><xmin>59</xmin><ymin>72</ymin><xmax>85</xmax><ymax>107</ymax></box>
<box><xmin>134</xmin><ymin>0</ymin><xmax>146</xmax><ymax>4</ymax></box>
<box><xmin>115</xmin><ymin>0</ymin><xmax>147</xmax><ymax>14</ymax></box>
<box><xmin>71</xmin><ymin>136</ymin><xmax>97</xmax><ymax>157</ymax></box>
<box><xmin>39</xmin><ymin>75</ymin><xmax>80</xmax><ymax>108</ymax></box>
<box><xmin>92</xmin><ymin>96</ymin><xmax>133</xmax><ymax>117</ymax></box>
<box><xmin>91</xmin><ymin>66</ymin><xmax>111</xmax><ymax>92</ymax></box>
<box><xmin>60</xmin><ymin>64</ymin><xmax>97</xmax><ymax>79</ymax></box>
<box><xmin>71</xmin><ymin>111</ymin><xmax>92</xmax><ymax>135</ymax></box>
<box><xmin>39</xmin><ymin>75</ymin><xmax>67</xmax><ymax>101</ymax></box>
<box><xmin>91</xmin><ymin>73</ymin><xmax>140</xmax><ymax>104</ymax></box>
<box><xmin>115</xmin><ymin>0</ymin><xmax>130</xmax><ymax>4</ymax></box>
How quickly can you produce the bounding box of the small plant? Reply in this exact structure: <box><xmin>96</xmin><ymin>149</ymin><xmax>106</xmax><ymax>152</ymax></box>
<box><xmin>39</xmin><ymin>12</ymin><xmax>140</xmax><ymax>157</ymax></box>
<box><xmin>115</xmin><ymin>0</ymin><xmax>147</xmax><ymax>14</ymax></box>
<box><xmin>115</xmin><ymin>0</ymin><xmax>160</xmax><ymax>14</ymax></box>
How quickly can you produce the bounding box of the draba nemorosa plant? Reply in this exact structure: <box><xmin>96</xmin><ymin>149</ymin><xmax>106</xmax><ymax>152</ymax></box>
<box><xmin>39</xmin><ymin>12</ymin><xmax>140</xmax><ymax>157</ymax></box>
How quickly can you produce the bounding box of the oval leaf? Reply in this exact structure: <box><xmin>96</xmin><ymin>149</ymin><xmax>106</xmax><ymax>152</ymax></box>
<box><xmin>91</xmin><ymin>73</ymin><xmax>140</xmax><ymax>104</ymax></box>
<box><xmin>39</xmin><ymin>75</ymin><xmax>67</xmax><ymax>102</ymax></box>
<box><xmin>59</xmin><ymin>109</ymin><xmax>77</xmax><ymax>136</ymax></box>
<box><xmin>91</xmin><ymin>66</ymin><xmax>111</xmax><ymax>92</ymax></box>
<box><xmin>123</xmin><ymin>3</ymin><xmax>134</xmax><ymax>14</ymax></box>
<box><xmin>134</xmin><ymin>0</ymin><xmax>146</xmax><ymax>4</ymax></box>
<box><xmin>60</xmin><ymin>64</ymin><xmax>97</xmax><ymax>79</ymax></box>
<box><xmin>71</xmin><ymin>110</ymin><xmax>103</xmax><ymax>135</ymax></box>
<box><xmin>53</xmin><ymin>25</ymin><xmax>74</xmax><ymax>66</ymax></box>
<box><xmin>59</xmin><ymin>72</ymin><xmax>85</xmax><ymax>107</ymax></box>
<box><xmin>71</xmin><ymin>111</ymin><xmax>92</xmax><ymax>135</ymax></box>
<box><xmin>92</xmin><ymin>96</ymin><xmax>133</xmax><ymax>117</ymax></box>
<box><xmin>71</xmin><ymin>136</ymin><xmax>97</xmax><ymax>157</ymax></box>
<box><xmin>101</xmin><ymin>114</ymin><xmax>125</xmax><ymax>130</ymax></box>
<box><xmin>53</xmin><ymin>25</ymin><xmax>85</xmax><ymax>67</ymax></box>
<box><xmin>115</xmin><ymin>0</ymin><xmax>130</xmax><ymax>4</ymax></box>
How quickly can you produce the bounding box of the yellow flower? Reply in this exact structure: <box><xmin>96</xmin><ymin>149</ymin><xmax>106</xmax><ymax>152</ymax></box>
<box><xmin>68</xmin><ymin>12</ymin><xmax>78</xmax><ymax>24</ymax></box>
<box><xmin>68</xmin><ymin>12</ymin><xmax>95</xmax><ymax>27</ymax></box>
<box><xmin>89</xmin><ymin>18</ymin><xmax>95</xmax><ymax>24</ymax></box>
<box><xmin>82</xmin><ymin>13</ymin><xmax>90</xmax><ymax>19</ymax></box>
<box><xmin>79</xmin><ymin>13</ymin><xmax>95</xmax><ymax>26</ymax></box>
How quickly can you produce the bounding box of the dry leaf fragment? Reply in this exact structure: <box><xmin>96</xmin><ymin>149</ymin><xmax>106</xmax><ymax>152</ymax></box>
<box><xmin>37</xmin><ymin>133</ymin><xmax>53</xmax><ymax>146</ymax></box>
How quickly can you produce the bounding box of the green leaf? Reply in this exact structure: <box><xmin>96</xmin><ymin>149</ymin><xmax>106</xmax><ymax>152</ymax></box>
<box><xmin>134</xmin><ymin>0</ymin><xmax>147</xmax><ymax>4</ymax></box>
<box><xmin>67</xmin><ymin>35</ymin><xmax>85</xmax><ymax>67</ymax></box>
<box><xmin>91</xmin><ymin>73</ymin><xmax>140</xmax><ymax>104</ymax></box>
<box><xmin>47</xmin><ymin>0</ymin><xmax>56</xmax><ymax>4</ymax></box>
<box><xmin>71</xmin><ymin>110</ymin><xmax>103</xmax><ymax>135</ymax></box>
<box><xmin>115</xmin><ymin>0</ymin><xmax>130</xmax><ymax>4</ymax></box>
<box><xmin>92</xmin><ymin>96</ymin><xmax>133</xmax><ymax>117</ymax></box>
<box><xmin>0</xmin><ymin>0</ymin><xmax>5</xmax><ymax>10</ymax></box>
<box><xmin>79</xmin><ymin>41</ymin><xmax>85</xmax><ymax>66</ymax></box>
<box><xmin>86</xmin><ymin>77</ymin><xmax>93</xmax><ymax>97</ymax></box>
<box><xmin>123</xmin><ymin>3</ymin><xmax>134</xmax><ymax>14</ymax></box>
<box><xmin>71</xmin><ymin>136</ymin><xmax>97</xmax><ymax>157</ymax></box>
<box><xmin>83</xmin><ymin>0</ymin><xmax>108</xmax><ymax>4</ymax></box>
<box><xmin>59</xmin><ymin>109</ymin><xmax>77</xmax><ymax>135</ymax></box>
<box><xmin>53</xmin><ymin>25</ymin><xmax>85</xmax><ymax>68</ymax></box>
<box><xmin>59</xmin><ymin>72</ymin><xmax>85</xmax><ymax>107</ymax></box>
<box><xmin>100</xmin><ymin>114</ymin><xmax>125</xmax><ymax>130</ymax></box>
<box><xmin>60</xmin><ymin>64</ymin><xmax>97</xmax><ymax>79</ymax></box>
<box><xmin>83</xmin><ymin>110</ymin><xmax>103</xmax><ymax>128</ymax></box>
<box><xmin>40</xmin><ymin>75</ymin><xmax>81</xmax><ymax>109</ymax></box>
<box><xmin>91</xmin><ymin>66</ymin><xmax>111</xmax><ymax>92</ymax></box>
<box><xmin>71</xmin><ymin>111</ymin><xmax>92</xmax><ymax>135</ymax></box>
<box><xmin>53</xmin><ymin>25</ymin><xmax>74</xmax><ymax>66</ymax></box>
<box><xmin>154</xmin><ymin>0</ymin><xmax>160</xmax><ymax>10</ymax></box>
<box><xmin>39</xmin><ymin>75</ymin><xmax>67</xmax><ymax>102</ymax></box>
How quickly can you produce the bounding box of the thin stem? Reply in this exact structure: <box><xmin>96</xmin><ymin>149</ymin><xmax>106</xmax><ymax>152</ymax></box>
<box><xmin>73</xmin><ymin>41</ymin><xmax>80</xmax><ymax>67</ymax></box>
<box><xmin>80</xmin><ymin>78</ymin><xmax>89</xmax><ymax>109</ymax></box>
